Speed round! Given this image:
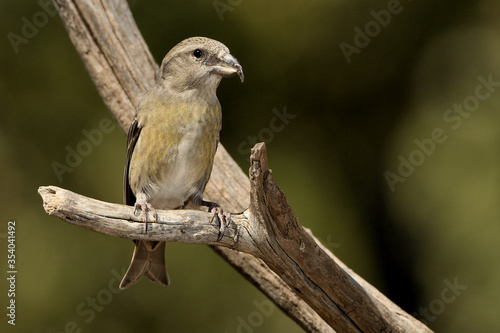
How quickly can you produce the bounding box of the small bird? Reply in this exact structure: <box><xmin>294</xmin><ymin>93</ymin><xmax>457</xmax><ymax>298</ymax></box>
<box><xmin>119</xmin><ymin>37</ymin><xmax>244</xmax><ymax>289</ymax></box>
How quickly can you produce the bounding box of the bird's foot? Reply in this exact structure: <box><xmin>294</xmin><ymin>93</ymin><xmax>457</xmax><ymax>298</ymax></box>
<box><xmin>202</xmin><ymin>201</ymin><xmax>231</xmax><ymax>241</ymax></box>
<box><xmin>134</xmin><ymin>192</ymin><xmax>157</xmax><ymax>232</ymax></box>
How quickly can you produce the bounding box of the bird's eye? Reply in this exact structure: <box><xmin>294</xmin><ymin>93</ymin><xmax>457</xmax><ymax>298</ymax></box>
<box><xmin>193</xmin><ymin>49</ymin><xmax>203</xmax><ymax>58</ymax></box>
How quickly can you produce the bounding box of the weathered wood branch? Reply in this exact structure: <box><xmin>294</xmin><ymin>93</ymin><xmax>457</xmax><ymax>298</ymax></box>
<box><xmin>47</xmin><ymin>0</ymin><xmax>433</xmax><ymax>332</ymax></box>
<box><xmin>39</xmin><ymin>143</ymin><xmax>430</xmax><ymax>333</ymax></box>
<box><xmin>38</xmin><ymin>187</ymin><xmax>248</xmax><ymax>248</ymax></box>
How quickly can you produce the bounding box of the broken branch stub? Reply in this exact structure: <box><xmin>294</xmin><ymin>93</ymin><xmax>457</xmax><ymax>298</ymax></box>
<box><xmin>246</xmin><ymin>143</ymin><xmax>390</xmax><ymax>333</ymax></box>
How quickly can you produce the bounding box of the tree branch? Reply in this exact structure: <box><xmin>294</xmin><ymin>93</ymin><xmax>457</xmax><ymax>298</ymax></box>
<box><xmin>38</xmin><ymin>186</ymin><xmax>244</xmax><ymax>247</ymax></box>
<box><xmin>40</xmin><ymin>142</ymin><xmax>430</xmax><ymax>333</ymax></box>
<box><xmin>47</xmin><ymin>0</ymin><xmax>432</xmax><ymax>332</ymax></box>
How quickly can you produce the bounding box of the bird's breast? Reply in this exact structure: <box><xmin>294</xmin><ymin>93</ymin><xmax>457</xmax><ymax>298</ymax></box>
<box><xmin>132</xmin><ymin>100</ymin><xmax>221</xmax><ymax>210</ymax></box>
<box><xmin>149</xmin><ymin>122</ymin><xmax>216</xmax><ymax>209</ymax></box>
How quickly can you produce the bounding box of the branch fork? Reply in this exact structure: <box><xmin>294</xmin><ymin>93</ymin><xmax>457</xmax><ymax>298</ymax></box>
<box><xmin>39</xmin><ymin>142</ymin><xmax>429</xmax><ymax>333</ymax></box>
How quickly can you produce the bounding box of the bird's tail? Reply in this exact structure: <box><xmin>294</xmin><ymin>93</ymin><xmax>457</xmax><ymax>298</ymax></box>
<box><xmin>120</xmin><ymin>240</ymin><xmax>170</xmax><ymax>289</ymax></box>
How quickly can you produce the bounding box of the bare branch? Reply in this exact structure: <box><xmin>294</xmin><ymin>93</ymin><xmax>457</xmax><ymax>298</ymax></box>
<box><xmin>39</xmin><ymin>143</ymin><xmax>431</xmax><ymax>333</ymax></box>
<box><xmin>38</xmin><ymin>186</ymin><xmax>244</xmax><ymax>247</ymax></box>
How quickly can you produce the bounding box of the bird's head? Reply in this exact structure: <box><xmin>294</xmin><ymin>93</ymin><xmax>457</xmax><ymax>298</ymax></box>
<box><xmin>157</xmin><ymin>37</ymin><xmax>243</xmax><ymax>96</ymax></box>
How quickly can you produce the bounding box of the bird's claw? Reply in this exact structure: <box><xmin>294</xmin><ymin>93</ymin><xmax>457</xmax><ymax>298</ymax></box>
<box><xmin>208</xmin><ymin>205</ymin><xmax>231</xmax><ymax>242</ymax></box>
<box><xmin>134</xmin><ymin>193</ymin><xmax>157</xmax><ymax>232</ymax></box>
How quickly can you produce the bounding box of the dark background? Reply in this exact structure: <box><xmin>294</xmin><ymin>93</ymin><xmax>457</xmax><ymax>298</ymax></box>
<box><xmin>1</xmin><ymin>0</ymin><xmax>499</xmax><ymax>332</ymax></box>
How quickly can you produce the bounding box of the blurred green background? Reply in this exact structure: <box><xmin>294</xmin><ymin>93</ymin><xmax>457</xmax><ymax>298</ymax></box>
<box><xmin>1</xmin><ymin>0</ymin><xmax>500</xmax><ymax>332</ymax></box>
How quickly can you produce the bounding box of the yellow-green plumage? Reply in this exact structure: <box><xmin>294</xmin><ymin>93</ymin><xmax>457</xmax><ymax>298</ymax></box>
<box><xmin>119</xmin><ymin>36</ymin><xmax>243</xmax><ymax>289</ymax></box>
<box><xmin>129</xmin><ymin>90</ymin><xmax>222</xmax><ymax>209</ymax></box>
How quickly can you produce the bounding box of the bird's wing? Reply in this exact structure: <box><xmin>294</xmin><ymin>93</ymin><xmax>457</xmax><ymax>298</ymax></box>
<box><xmin>124</xmin><ymin>117</ymin><xmax>141</xmax><ymax>206</ymax></box>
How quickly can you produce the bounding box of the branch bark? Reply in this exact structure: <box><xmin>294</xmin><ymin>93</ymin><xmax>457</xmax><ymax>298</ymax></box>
<box><xmin>46</xmin><ymin>0</ymin><xmax>433</xmax><ymax>332</ymax></box>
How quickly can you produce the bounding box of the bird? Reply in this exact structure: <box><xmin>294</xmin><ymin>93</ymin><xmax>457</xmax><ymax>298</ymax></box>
<box><xmin>119</xmin><ymin>37</ymin><xmax>244</xmax><ymax>289</ymax></box>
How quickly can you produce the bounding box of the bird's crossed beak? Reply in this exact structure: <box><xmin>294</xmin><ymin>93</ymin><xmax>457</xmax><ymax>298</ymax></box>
<box><xmin>212</xmin><ymin>53</ymin><xmax>244</xmax><ymax>82</ymax></box>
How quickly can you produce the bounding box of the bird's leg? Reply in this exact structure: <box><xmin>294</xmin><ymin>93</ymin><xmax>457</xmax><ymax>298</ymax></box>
<box><xmin>201</xmin><ymin>201</ymin><xmax>231</xmax><ymax>241</ymax></box>
<box><xmin>134</xmin><ymin>192</ymin><xmax>158</xmax><ymax>233</ymax></box>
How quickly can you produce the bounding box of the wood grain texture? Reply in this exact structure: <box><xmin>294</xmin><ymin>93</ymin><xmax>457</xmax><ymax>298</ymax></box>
<box><xmin>46</xmin><ymin>0</ymin><xmax>433</xmax><ymax>332</ymax></box>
